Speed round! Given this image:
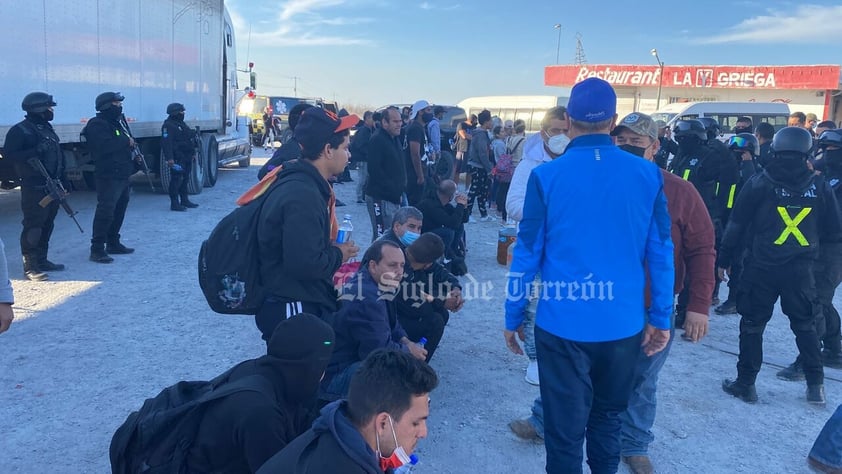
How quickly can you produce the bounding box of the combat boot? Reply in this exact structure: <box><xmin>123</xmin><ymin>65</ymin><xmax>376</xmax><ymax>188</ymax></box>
<box><xmin>822</xmin><ymin>350</ymin><xmax>842</xmax><ymax>369</ymax></box>
<box><xmin>106</xmin><ymin>241</ymin><xmax>135</xmax><ymax>254</ymax></box>
<box><xmin>23</xmin><ymin>256</ymin><xmax>48</xmax><ymax>281</ymax></box>
<box><xmin>776</xmin><ymin>359</ymin><xmax>805</xmax><ymax>381</ymax></box>
<box><xmin>89</xmin><ymin>244</ymin><xmax>114</xmax><ymax>264</ymax></box>
<box><xmin>38</xmin><ymin>246</ymin><xmax>65</xmax><ymax>271</ymax></box>
<box><xmin>180</xmin><ymin>194</ymin><xmax>199</xmax><ymax>208</ymax></box>
<box><xmin>170</xmin><ymin>196</ymin><xmax>186</xmax><ymax>212</ymax></box>
<box><xmin>721</xmin><ymin>379</ymin><xmax>758</xmax><ymax>403</ymax></box>
<box><xmin>807</xmin><ymin>384</ymin><xmax>826</xmax><ymax>406</ymax></box>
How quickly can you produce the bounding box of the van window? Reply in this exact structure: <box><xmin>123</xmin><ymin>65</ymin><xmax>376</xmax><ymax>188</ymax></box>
<box><xmin>530</xmin><ymin>110</ymin><xmax>547</xmax><ymax>132</ymax></box>
<box><xmin>500</xmin><ymin>108</ymin><xmax>516</xmax><ymax>124</ymax></box>
<box><xmin>516</xmin><ymin>109</ymin><xmax>534</xmax><ymax>130</ymax></box>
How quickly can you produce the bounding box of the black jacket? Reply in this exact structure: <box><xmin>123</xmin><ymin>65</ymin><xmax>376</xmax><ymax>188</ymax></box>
<box><xmin>256</xmin><ymin>401</ymin><xmax>384</xmax><ymax>474</ymax></box>
<box><xmin>187</xmin><ymin>357</ymin><xmax>318</xmax><ymax>474</ymax></box>
<box><xmin>365</xmin><ymin>129</ymin><xmax>406</xmax><ymax>204</ymax></box>
<box><xmin>259</xmin><ymin>138</ymin><xmax>303</xmax><ymax>180</ymax></box>
<box><xmin>83</xmin><ymin>113</ymin><xmax>135</xmax><ymax>179</ymax></box>
<box><xmin>719</xmin><ymin>166</ymin><xmax>842</xmax><ymax>269</ymax></box>
<box><xmin>671</xmin><ymin>142</ymin><xmax>739</xmax><ymax>222</ymax></box>
<box><xmin>416</xmin><ymin>196</ymin><xmax>466</xmax><ymax>233</ymax></box>
<box><xmin>3</xmin><ymin>115</ymin><xmax>63</xmax><ymax>186</ymax></box>
<box><xmin>350</xmin><ymin>125</ymin><xmax>373</xmax><ymax>163</ymax></box>
<box><xmin>324</xmin><ymin>267</ymin><xmax>407</xmax><ymax>387</ymax></box>
<box><xmin>161</xmin><ymin>116</ymin><xmax>195</xmax><ymax>164</ymax></box>
<box><xmin>257</xmin><ymin>160</ymin><xmax>343</xmax><ymax>311</ymax></box>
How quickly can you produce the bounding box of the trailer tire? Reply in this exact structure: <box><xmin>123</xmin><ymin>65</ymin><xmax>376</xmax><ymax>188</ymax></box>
<box><xmin>203</xmin><ymin>136</ymin><xmax>219</xmax><ymax>187</ymax></box>
<box><xmin>187</xmin><ymin>150</ymin><xmax>204</xmax><ymax>195</ymax></box>
<box><xmin>159</xmin><ymin>153</ymin><xmax>172</xmax><ymax>193</ymax></box>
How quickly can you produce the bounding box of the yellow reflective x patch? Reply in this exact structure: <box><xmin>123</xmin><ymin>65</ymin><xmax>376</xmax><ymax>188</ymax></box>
<box><xmin>774</xmin><ymin>207</ymin><xmax>812</xmax><ymax>246</ymax></box>
<box><xmin>682</xmin><ymin>169</ymin><xmax>691</xmax><ymax>180</ymax></box>
<box><xmin>727</xmin><ymin>184</ymin><xmax>736</xmax><ymax>209</ymax></box>
<box><xmin>116</xmin><ymin>130</ymin><xmax>121</xmax><ymax>136</ymax></box>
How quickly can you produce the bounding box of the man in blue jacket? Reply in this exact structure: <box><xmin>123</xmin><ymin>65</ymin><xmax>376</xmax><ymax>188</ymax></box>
<box><xmin>504</xmin><ymin>77</ymin><xmax>674</xmax><ymax>474</ymax></box>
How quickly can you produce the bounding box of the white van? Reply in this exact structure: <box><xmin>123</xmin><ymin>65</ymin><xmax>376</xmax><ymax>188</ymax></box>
<box><xmin>650</xmin><ymin>102</ymin><xmax>791</xmax><ymax>134</ymax></box>
<box><xmin>457</xmin><ymin>95</ymin><xmax>569</xmax><ymax>134</ymax></box>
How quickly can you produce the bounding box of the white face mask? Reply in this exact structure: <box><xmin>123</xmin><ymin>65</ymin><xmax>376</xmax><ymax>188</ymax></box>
<box><xmin>547</xmin><ymin>133</ymin><xmax>571</xmax><ymax>155</ymax></box>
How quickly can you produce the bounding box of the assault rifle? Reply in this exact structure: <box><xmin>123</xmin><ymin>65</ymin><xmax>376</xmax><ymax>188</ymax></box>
<box><xmin>118</xmin><ymin>116</ymin><xmax>156</xmax><ymax>192</ymax></box>
<box><xmin>28</xmin><ymin>158</ymin><xmax>84</xmax><ymax>233</ymax></box>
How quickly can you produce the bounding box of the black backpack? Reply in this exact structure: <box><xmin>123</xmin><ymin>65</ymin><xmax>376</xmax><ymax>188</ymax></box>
<box><xmin>198</xmin><ymin>183</ymin><xmax>283</xmax><ymax>314</ymax></box>
<box><xmin>109</xmin><ymin>366</ymin><xmax>273</xmax><ymax>474</ymax></box>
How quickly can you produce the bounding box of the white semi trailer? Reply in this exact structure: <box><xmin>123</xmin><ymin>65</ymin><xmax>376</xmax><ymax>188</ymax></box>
<box><xmin>0</xmin><ymin>0</ymin><xmax>252</xmax><ymax>193</ymax></box>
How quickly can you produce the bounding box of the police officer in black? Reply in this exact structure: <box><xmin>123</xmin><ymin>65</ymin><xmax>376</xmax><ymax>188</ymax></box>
<box><xmin>719</xmin><ymin>127</ymin><xmax>842</xmax><ymax>406</ymax></box>
<box><xmin>83</xmin><ymin>92</ymin><xmax>136</xmax><ymax>263</ymax></box>
<box><xmin>670</xmin><ymin>119</ymin><xmax>739</xmax><ymax>325</ymax></box>
<box><xmin>3</xmin><ymin>92</ymin><xmax>65</xmax><ymax>280</ymax></box>
<box><xmin>160</xmin><ymin>103</ymin><xmax>199</xmax><ymax>211</ymax></box>
<box><xmin>777</xmin><ymin>128</ymin><xmax>842</xmax><ymax>381</ymax></box>
<box><xmin>714</xmin><ymin>133</ymin><xmax>761</xmax><ymax>315</ymax></box>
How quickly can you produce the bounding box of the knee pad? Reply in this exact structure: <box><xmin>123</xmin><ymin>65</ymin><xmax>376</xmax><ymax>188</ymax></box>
<box><xmin>24</xmin><ymin>227</ymin><xmax>42</xmax><ymax>246</ymax></box>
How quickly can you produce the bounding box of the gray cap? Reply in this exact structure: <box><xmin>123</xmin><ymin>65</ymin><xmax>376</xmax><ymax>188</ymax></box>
<box><xmin>612</xmin><ymin>113</ymin><xmax>658</xmax><ymax>141</ymax></box>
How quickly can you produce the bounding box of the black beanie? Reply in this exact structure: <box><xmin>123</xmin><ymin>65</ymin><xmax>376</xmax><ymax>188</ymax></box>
<box><xmin>267</xmin><ymin>313</ymin><xmax>336</xmax><ymax>402</ymax></box>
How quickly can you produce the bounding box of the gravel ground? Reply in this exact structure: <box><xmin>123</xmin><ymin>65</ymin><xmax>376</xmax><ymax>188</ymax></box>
<box><xmin>0</xmin><ymin>148</ymin><xmax>835</xmax><ymax>473</ymax></box>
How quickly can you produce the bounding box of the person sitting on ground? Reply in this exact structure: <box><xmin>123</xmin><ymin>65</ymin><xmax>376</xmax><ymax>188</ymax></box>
<box><xmin>258</xmin><ymin>103</ymin><xmax>316</xmax><ymax>180</ymax></box>
<box><xmin>185</xmin><ymin>314</ymin><xmax>335</xmax><ymax>473</ymax></box>
<box><xmin>395</xmin><ymin>233</ymin><xmax>463</xmax><ymax>362</ymax></box>
<box><xmin>320</xmin><ymin>240</ymin><xmax>427</xmax><ymax>402</ymax></box>
<box><xmin>257</xmin><ymin>349</ymin><xmax>439</xmax><ymax>474</ymax></box>
<box><xmin>416</xmin><ymin>179</ymin><xmax>467</xmax><ymax>258</ymax></box>
<box><xmin>381</xmin><ymin>206</ymin><xmax>424</xmax><ymax>251</ymax></box>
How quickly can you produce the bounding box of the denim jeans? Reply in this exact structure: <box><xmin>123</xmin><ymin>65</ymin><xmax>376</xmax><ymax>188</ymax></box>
<box><xmin>319</xmin><ymin>361</ymin><xmax>362</xmax><ymax>402</ymax></box>
<box><xmin>528</xmin><ymin>396</ymin><xmax>545</xmax><ymax>439</ymax></box>
<box><xmin>536</xmin><ymin>326</ymin><xmax>642</xmax><ymax>474</ymax></box>
<box><xmin>810</xmin><ymin>404</ymin><xmax>842</xmax><ymax>469</ymax></box>
<box><xmin>355</xmin><ymin>162</ymin><xmax>368</xmax><ymax>202</ymax></box>
<box><xmin>619</xmin><ymin>326</ymin><xmax>675</xmax><ymax>456</ymax></box>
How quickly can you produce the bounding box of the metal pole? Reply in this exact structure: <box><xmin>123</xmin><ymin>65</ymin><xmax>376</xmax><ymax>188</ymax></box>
<box><xmin>555</xmin><ymin>25</ymin><xmax>562</xmax><ymax>64</ymax></box>
<box><xmin>656</xmin><ymin>62</ymin><xmax>663</xmax><ymax>108</ymax></box>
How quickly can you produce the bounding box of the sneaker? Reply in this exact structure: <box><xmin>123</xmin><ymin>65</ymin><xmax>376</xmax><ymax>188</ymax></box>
<box><xmin>807</xmin><ymin>384</ymin><xmax>826</xmax><ymax>406</ymax></box>
<box><xmin>525</xmin><ymin>360</ymin><xmax>540</xmax><ymax>386</ymax></box>
<box><xmin>508</xmin><ymin>419</ymin><xmax>542</xmax><ymax>442</ymax></box>
<box><xmin>714</xmin><ymin>299</ymin><xmax>737</xmax><ymax>315</ymax></box>
<box><xmin>89</xmin><ymin>248</ymin><xmax>114</xmax><ymax>264</ymax></box>
<box><xmin>622</xmin><ymin>456</ymin><xmax>654</xmax><ymax>474</ymax></box>
<box><xmin>822</xmin><ymin>350</ymin><xmax>842</xmax><ymax>369</ymax></box>
<box><xmin>777</xmin><ymin>360</ymin><xmax>805</xmax><ymax>382</ymax></box>
<box><xmin>480</xmin><ymin>215</ymin><xmax>496</xmax><ymax>222</ymax></box>
<box><xmin>721</xmin><ymin>379</ymin><xmax>758</xmax><ymax>403</ymax></box>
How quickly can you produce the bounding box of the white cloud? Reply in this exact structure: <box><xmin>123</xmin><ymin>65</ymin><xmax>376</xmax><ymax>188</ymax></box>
<box><xmin>420</xmin><ymin>2</ymin><xmax>432</xmax><ymax>9</ymax></box>
<box><xmin>227</xmin><ymin>0</ymin><xmax>373</xmax><ymax>47</ymax></box>
<box><xmin>703</xmin><ymin>5</ymin><xmax>842</xmax><ymax>44</ymax></box>
<box><xmin>419</xmin><ymin>1</ymin><xmax>460</xmax><ymax>10</ymax></box>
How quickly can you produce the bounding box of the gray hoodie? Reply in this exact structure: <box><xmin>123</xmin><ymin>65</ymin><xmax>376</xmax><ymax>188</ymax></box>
<box><xmin>0</xmin><ymin>238</ymin><xmax>13</xmax><ymax>304</ymax></box>
<box><xmin>467</xmin><ymin>127</ymin><xmax>493</xmax><ymax>172</ymax></box>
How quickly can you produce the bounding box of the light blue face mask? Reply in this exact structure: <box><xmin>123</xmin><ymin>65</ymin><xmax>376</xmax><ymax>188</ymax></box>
<box><xmin>400</xmin><ymin>231</ymin><xmax>420</xmax><ymax>246</ymax></box>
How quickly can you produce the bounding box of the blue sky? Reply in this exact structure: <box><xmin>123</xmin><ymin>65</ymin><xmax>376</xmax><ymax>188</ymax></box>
<box><xmin>226</xmin><ymin>0</ymin><xmax>842</xmax><ymax>109</ymax></box>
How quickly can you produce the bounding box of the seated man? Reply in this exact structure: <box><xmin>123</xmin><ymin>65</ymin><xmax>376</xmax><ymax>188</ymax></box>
<box><xmin>258</xmin><ymin>349</ymin><xmax>438</xmax><ymax>474</ymax></box>
<box><xmin>397</xmin><ymin>233</ymin><xmax>464</xmax><ymax>362</ymax></box>
<box><xmin>381</xmin><ymin>206</ymin><xmax>424</xmax><ymax>250</ymax></box>
<box><xmin>416</xmin><ymin>179</ymin><xmax>467</xmax><ymax>260</ymax></box>
<box><xmin>321</xmin><ymin>240</ymin><xmax>427</xmax><ymax>402</ymax></box>
<box><xmin>187</xmin><ymin>314</ymin><xmax>335</xmax><ymax>473</ymax></box>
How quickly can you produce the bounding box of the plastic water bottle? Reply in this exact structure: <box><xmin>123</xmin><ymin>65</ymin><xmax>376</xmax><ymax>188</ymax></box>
<box><xmin>418</xmin><ymin>337</ymin><xmax>427</xmax><ymax>348</ymax></box>
<box><xmin>337</xmin><ymin>214</ymin><xmax>353</xmax><ymax>244</ymax></box>
<box><xmin>394</xmin><ymin>454</ymin><xmax>419</xmax><ymax>473</ymax></box>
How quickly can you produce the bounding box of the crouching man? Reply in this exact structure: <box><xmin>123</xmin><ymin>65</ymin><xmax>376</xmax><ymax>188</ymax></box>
<box><xmin>258</xmin><ymin>349</ymin><xmax>438</xmax><ymax>474</ymax></box>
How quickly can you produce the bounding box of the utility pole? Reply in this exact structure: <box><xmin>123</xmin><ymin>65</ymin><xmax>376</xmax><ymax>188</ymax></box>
<box><xmin>553</xmin><ymin>24</ymin><xmax>562</xmax><ymax>64</ymax></box>
<box><xmin>650</xmin><ymin>49</ymin><xmax>664</xmax><ymax>110</ymax></box>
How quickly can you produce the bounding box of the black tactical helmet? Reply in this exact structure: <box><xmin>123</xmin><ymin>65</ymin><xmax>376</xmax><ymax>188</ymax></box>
<box><xmin>771</xmin><ymin>126</ymin><xmax>813</xmax><ymax>155</ymax></box>
<box><xmin>21</xmin><ymin>92</ymin><xmax>57</xmax><ymax>113</ymax></box>
<box><xmin>673</xmin><ymin>119</ymin><xmax>707</xmax><ymax>141</ymax></box>
<box><xmin>95</xmin><ymin>91</ymin><xmax>125</xmax><ymax>111</ymax></box>
<box><xmin>167</xmin><ymin>102</ymin><xmax>185</xmax><ymax>115</ymax></box>
<box><xmin>728</xmin><ymin>133</ymin><xmax>759</xmax><ymax>156</ymax></box>
<box><xmin>818</xmin><ymin>129</ymin><xmax>842</xmax><ymax>149</ymax></box>
<box><xmin>695</xmin><ymin>117</ymin><xmax>721</xmax><ymax>140</ymax></box>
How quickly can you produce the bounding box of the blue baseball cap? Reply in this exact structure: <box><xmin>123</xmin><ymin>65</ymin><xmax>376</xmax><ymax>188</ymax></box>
<box><xmin>567</xmin><ymin>78</ymin><xmax>617</xmax><ymax>123</ymax></box>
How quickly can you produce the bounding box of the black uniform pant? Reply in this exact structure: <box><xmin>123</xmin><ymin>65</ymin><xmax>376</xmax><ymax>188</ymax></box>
<box><xmin>736</xmin><ymin>260</ymin><xmax>823</xmax><ymax>386</ymax></box>
<box><xmin>466</xmin><ymin>166</ymin><xmax>490</xmax><ymax>218</ymax></box>
<box><xmin>815</xmin><ymin>245</ymin><xmax>842</xmax><ymax>355</ymax></box>
<box><xmin>496</xmin><ymin>180</ymin><xmax>511</xmax><ymax>221</ymax></box>
<box><xmin>398</xmin><ymin>306</ymin><xmax>449</xmax><ymax>363</ymax></box>
<box><xmin>92</xmin><ymin>177</ymin><xmax>131</xmax><ymax>246</ymax></box>
<box><xmin>20</xmin><ymin>185</ymin><xmax>59</xmax><ymax>260</ymax></box>
<box><xmin>168</xmin><ymin>159</ymin><xmax>192</xmax><ymax>199</ymax></box>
